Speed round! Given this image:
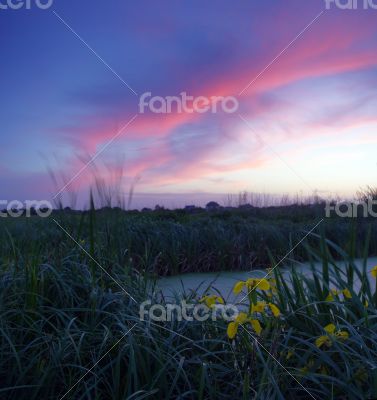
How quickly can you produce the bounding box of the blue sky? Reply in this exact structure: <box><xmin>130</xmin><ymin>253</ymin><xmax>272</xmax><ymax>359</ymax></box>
<box><xmin>1</xmin><ymin>0</ymin><xmax>377</xmax><ymax>207</ymax></box>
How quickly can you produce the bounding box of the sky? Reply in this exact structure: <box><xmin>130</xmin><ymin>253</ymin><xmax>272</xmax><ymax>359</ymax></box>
<box><xmin>1</xmin><ymin>0</ymin><xmax>377</xmax><ymax>208</ymax></box>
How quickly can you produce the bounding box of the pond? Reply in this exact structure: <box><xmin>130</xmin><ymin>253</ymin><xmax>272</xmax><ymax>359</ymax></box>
<box><xmin>157</xmin><ymin>257</ymin><xmax>377</xmax><ymax>302</ymax></box>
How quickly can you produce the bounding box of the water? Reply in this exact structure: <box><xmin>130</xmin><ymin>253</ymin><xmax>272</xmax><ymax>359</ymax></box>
<box><xmin>157</xmin><ymin>257</ymin><xmax>377</xmax><ymax>302</ymax></box>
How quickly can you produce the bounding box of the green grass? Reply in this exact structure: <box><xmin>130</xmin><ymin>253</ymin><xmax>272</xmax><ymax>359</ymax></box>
<box><xmin>1</xmin><ymin>205</ymin><xmax>376</xmax><ymax>276</ymax></box>
<box><xmin>0</xmin><ymin>207</ymin><xmax>376</xmax><ymax>399</ymax></box>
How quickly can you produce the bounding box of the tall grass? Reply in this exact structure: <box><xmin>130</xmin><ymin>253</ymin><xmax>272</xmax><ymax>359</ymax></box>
<box><xmin>2</xmin><ymin>206</ymin><xmax>376</xmax><ymax>276</ymax></box>
<box><xmin>0</xmin><ymin>207</ymin><xmax>376</xmax><ymax>398</ymax></box>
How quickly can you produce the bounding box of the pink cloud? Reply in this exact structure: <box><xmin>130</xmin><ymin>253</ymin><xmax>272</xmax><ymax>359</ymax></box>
<box><xmin>50</xmin><ymin>9</ymin><xmax>377</xmax><ymax>197</ymax></box>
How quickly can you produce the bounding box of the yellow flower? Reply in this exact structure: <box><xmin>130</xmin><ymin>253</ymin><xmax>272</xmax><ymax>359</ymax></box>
<box><xmin>342</xmin><ymin>288</ymin><xmax>352</xmax><ymax>299</ymax></box>
<box><xmin>325</xmin><ymin>289</ymin><xmax>339</xmax><ymax>302</ymax></box>
<box><xmin>233</xmin><ymin>278</ymin><xmax>270</xmax><ymax>295</ymax></box>
<box><xmin>227</xmin><ymin>313</ymin><xmax>263</xmax><ymax>339</ymax></box>
<box><xmin>250</xmin><ymin>319</ymin><xmax>262</xmax><ymax>335</ymax></box>
<box><xmin>315</xmin><ymin>335</ymin><xmax>332</xmax><ymax>348</ymax></box>
<box><xmin>371</xmin><ymin>266</ymin><xmax>377</xmax><ymax>278</ymax></box>
<box><xmin>203</xmin><ymin>297</ymin><xmax>214</xmax><ymax>307</ymax></box>
<box><xmin>227</xmin><ymin>322</ymin><xmax>238</xmax><ymax>339</ymax></box>
<box><xmin>316</xmin><ymin>324</ymin><xmax>349</xmax><ymax>348</ymax></box>
<box><xmin>286</xmin><ymin>349</ymin><xmax>294</xmax><ymax>360</ymax></box>
<box><xmin>251</xmin><ymin>301</ymin><xmax>280</xmax><ymax>317</ymax></box>
<box><xmin>235</xmin><ymin>312</ymin><xmax>248</xmax><ymax>324</ymax></box>
<box><xmin>199</xmin><ymin>295</ymin><xmax>224</xmax><ymax>308</ymax></box>
<box><xmin>364</xmin><ymin>299</ymin><xmax>369</xmax><ymax>308</ymax></box>
<box><xmin>246</xmin><ymin>278</ymin><xmax>270</xmax><ymax>291</ymax></box>
<box><xmin>324</xmin><ymin>323</ymin><xmax>336</xmax><ymax>334</ymax></box>
<box><xmin>335</xmin><ymin>331</ymin><xmax>349</xmax><ymax>340</ymax></box>
<box><xmin>246</xmin><ymin>278</ymin><xmax>254</xmax><ymax>288</ymax></box>
<box><xmin>233</xmin><ymin>281</ymin><xmax>245</xmax><ymax>295</ymax></box>
<box><xmin>251</xmin><ymin>301</ymin><xmax>267</xmax><ymax>313</ymax></box>
<box><xmin>203</xmin><ymin>296</ymin><xmax>215</xmax><ymax>308</ymax></box>
<box><xmin>268</xmin><ymin>303</ymin><xmax>281</xmax><ymax>317</ymax></box>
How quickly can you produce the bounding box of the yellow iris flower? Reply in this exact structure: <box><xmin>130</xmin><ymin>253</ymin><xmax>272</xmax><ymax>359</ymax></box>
<box><xmin>324</xmin><ymin>323</ymin><xmax>336</xmax><ymax>334</ymax></box>
<box><xmin>342</xmin><ymin>288</ymin><xmax>352</xmax><ymax>299</ymax></box>
<box><xmin>251</xmin><ymin>301</ymin><xmax>267</xmax><ymax>313</ymax></box>
<box><xmin>227</xmin><ymin>322</ymin><xmax>239</xmax><ymax>339</ymax></box>
<box><xmin>246</xmin><ymin>278</ymin><xmax>270</xmax><ymax>291</ymax></box>
<box><xmin>251</xmin><ymin>301</ymin><xmax>280</xmax><ymax>317</ymax></box>
<box><xmin>199</xmin><ymin>295</ymin><xmax>224</xmax><ymax>308</ymax></box>
<box><xmin>235</xmin><ymin>312</ymin><xmax>248</xmax><ymax>324</ymax></box>
<box><xmin>335</xmin><ymin>331</ymin><xmax>349</xmax><ymax>340</ymax></box>
<box><xmin>325</xmin><ymin>289</ymin><xmax>340</xmax><ymax>301</ymax></box>
<box><xmin>227</xmin><ymin>312</ymin><xmax>262</xmax><ymax>339</ymax></box>
<box><xmin>326</xmin><ymin>288</ymin><xmax>352</xmax><ymax>301</ymax></box>
<box><xmin>315</xmin><ymin>335</ymin><xmax>332</xmax><ymax>349</ymax></box>
<box><xmin>233</xmin><ymin>281</ymin><xmax>245</xmax><ymax>295</ymax></box>
<box><xmin>233</xmin><ymin>278</ymin><xmax>270</xmax><ymax>295</ymax></box>
<box><xmin>286</xmin><ymin>349</ymin><xmax>294</xmax><ymax>360</ymax></box>
<box><xmin>250</xmin><ymin>319</ymin><xmax>262</xmax><ymax>335</ymax></box>
<box><xmin>316</xmin><ymin>324</ymin><xmax>348</xmax><ymax>348</ymax></box>
<box><xmin>371</xmin><ymin>265</ymin><xmax>377</xmax><ymax>278</ymax></box>
<box><xmin>268</xmin><ymin>303</ymin><xmax>281</xmax><ymax>317</ymax></box>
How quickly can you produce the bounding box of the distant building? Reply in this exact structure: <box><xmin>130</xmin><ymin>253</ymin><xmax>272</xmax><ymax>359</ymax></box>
<box><xmin>239</xmin><ymin>204</ymin><xmax>253</xmax><ymax>210</ymax></box>
<box><xmin>205</xmin><ymin>201</ymin><xmax>221</xmax><ymax>211</ymax></box>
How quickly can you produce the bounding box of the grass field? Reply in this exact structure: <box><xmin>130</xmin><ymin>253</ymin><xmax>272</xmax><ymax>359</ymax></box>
<box><xmin>0</xmin><ymin>205</ymin><xmax>376</xmax><ymax>399</ymax></box>
<box><xmin>3</xmin><ymin>203</ymin><xmax>376</xmax><ymax>276</ymax></box>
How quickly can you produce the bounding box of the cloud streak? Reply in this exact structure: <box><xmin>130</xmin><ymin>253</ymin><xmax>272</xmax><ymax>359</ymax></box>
<box><xmin>2</xmin><ymin>1</ymin><xmax>377</xmax><ymax>203</ymax></box>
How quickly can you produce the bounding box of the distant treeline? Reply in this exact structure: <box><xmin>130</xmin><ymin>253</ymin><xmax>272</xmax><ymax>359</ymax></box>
<box><xmin>1</xmin><ymin>202</ymin><xmax>376</xmax><ymax>276</ymax></box>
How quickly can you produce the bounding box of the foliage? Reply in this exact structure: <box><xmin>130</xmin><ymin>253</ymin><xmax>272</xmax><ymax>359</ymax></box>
<box><xmin>0</xmin><ymin>208</ymin><xmax>376</xmax><ymax>399</ymax></box>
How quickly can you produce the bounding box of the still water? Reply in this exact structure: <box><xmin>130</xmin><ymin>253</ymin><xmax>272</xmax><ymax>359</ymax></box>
<box><xmin>157</xmin><ymin>257</ymin><xmax>377</xmax><ymax>302</ymax></box>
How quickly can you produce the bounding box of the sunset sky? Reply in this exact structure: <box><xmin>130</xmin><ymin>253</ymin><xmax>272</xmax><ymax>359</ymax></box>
<box><xmin>1</xmin><ymin>0</ymin><xmax>377</xmax><ymax>208</ymax></box>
